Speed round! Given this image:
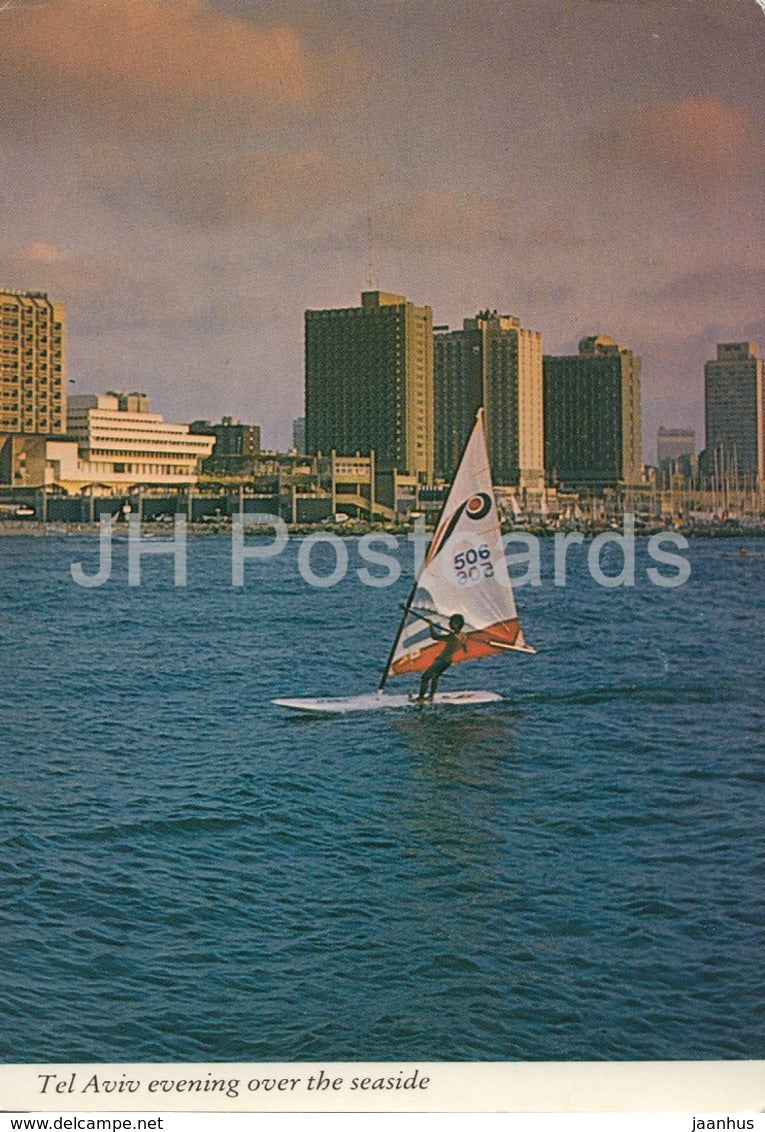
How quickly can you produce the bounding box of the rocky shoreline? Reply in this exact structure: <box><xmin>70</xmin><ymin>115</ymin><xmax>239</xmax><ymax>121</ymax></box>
<box><xmin>2</xmin><ymin>519</ymin><xmax>765</xmax><ymax>538</ymax></box>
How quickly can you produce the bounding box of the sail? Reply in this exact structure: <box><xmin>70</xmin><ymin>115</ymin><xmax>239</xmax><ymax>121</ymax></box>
<box><xmin>384</xmin><ymin>409</ymin><xmax>534</xmax><ymax>681</ymax></box>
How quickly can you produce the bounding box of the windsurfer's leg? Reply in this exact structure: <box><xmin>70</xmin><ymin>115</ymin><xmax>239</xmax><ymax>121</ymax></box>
<box><xmin>427</xmin><ymin>658</ymin><xmax>450</xmax><ymax>700</ymax></box>
<box><xmin>417</xmin><ymin>660</ymin><xmax>439</xmax><ymax>702</ymax></box>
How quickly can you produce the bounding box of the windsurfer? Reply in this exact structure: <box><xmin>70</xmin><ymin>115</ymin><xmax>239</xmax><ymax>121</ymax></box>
<box><xmin>415</xmin><ymin>613</ymin><xmax>468</xmax><ymax>702</ymax></box>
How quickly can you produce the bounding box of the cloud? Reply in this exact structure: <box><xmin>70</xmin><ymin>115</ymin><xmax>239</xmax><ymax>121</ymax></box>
<box><xmin>0</xmin><ymin>241</ymin><xmax>187</xmax><ymax>331</ymax></box>
<box><xmin>511</xmin><ymin>278</ymin><xmax>574</xmax><ymax>309</ymax></box>
<box><xmin>0</xmin><ymin>0</ymin><xmax>354</xmax><ymax>140</ymax></box>
<box><xmin>644</xmin><ymin>264</ymin><xmax>765</xmax><ymax>307</ymax></box>
<box><xmin>125</xmin><ymin>148</ymin><xmax>376</xmax><ymax>230</ymax></box>
<box><xmin>18</xmin><ymin>242</ymin><xmax>67</xmax><ymax>266</ymax></box>
<box><xmin>592</xmin><ymin>97</ymin><xmax>761</xmax><ymax>179</ymax></box>
<box><xmin>350</xmin><ymin>187</ymin><xmax>591</xmax><ymax>260</ymax></box>
<box><xmin>0</xmin><ymin>1</ymin><xmax>761</xmax><ymax>449</ymax></box>
<box><xmin>367</xmin><ymin>190</ymin><xmax>524</xmax><ymax>253</ymax></box>
<box><xmin>0</xmin><ymin>242</ymin><xmax>112</xmax><ymax>299</ymax></box>
<box><xmin>633</xmin><ymin>264</ymin><xmax>765</xmax><ymax>333</ymax></box>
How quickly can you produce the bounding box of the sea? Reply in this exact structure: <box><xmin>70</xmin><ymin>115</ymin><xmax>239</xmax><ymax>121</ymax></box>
<box><xmin>1</xmin><ymin>532</ymin><xmax>763</xmax><ymax>1064</ymax></box>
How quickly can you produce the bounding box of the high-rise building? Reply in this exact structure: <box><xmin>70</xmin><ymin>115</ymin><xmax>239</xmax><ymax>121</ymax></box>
<box><xmin>704</xmin><ymin>342</ymin><xmax>764</xmax><ymax>486</ymax></box>
<box><xmin>434</xmin><ymin>310</ymin><xmax>544</xmax><ymax>486</ymax></box>
<box><xmin>305</xmin><ymin>290</ymin><xmax>434</xmax><ymax>478</ymax></box>
<box><xmin>0</xmin><ymin>289</ymin><xmax>66</xmax><ymax>435</ymax></box>
<box><xmin>190</xmin><ymin>416</ymin><xmax>261</xmax><ymax>473</ymax></box>
<box><xmin>292</xmin><ymin>417</ymin><xmax>306</xmax><ymax>453</ymax></box>
<box><xmin>657</xmin><ymin>426</ymin><xmax>697</xmax><ymax>483</ymax></box>
<box><xmin>543</xmin><ymin>335</ymin><xmax>642</xmax><ymax>488</ymax></box>
<box><xmin>657</xmin><ymin>427</ymin><xmax>696</xmax><ymax>467</ymax></box>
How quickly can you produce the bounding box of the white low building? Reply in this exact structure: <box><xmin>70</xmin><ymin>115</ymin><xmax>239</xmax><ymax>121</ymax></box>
<box><xmin>64</xmin><ymin>392</ymin><xmax>215</xmax><ymax>488</ymax></box>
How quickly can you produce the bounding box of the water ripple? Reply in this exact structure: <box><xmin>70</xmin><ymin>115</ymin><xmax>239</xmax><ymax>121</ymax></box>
<box><xmin>0</xmin><ymin>535</ymin><xmax>763</xmax><ymax>1062</ymax></box>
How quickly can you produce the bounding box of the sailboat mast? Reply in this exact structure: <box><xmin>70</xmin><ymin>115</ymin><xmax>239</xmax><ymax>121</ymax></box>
<box><xmin>378</xmin><ymin>578</ymin><xmax>418</xmax><ymax>692</ymax></box>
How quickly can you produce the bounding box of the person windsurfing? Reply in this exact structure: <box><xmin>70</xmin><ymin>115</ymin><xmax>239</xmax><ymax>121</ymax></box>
<box><xmin>414</xmin><ymin>613</ymin><xmax>469</xmax><ymax>702</ymax></box>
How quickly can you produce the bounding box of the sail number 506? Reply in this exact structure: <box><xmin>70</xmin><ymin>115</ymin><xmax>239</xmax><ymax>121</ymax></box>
<box><xmin>454</xmin><ymin>544</ymin><xmax>494</xmax><ymax>584</ymax></box>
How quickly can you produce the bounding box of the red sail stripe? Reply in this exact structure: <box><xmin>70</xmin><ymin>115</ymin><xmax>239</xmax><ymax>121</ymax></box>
<box><xmin>390</xmin><ymin>619</ymin><xmax>521</xmax><ymax>676</ymax></box>
<box><xmin>425</xmin><ymin>514</ymin><xmax>450</xmax><ymax>565</ymax></box>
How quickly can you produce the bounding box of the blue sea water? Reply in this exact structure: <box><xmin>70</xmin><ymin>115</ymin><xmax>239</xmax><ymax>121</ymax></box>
<box><xmin>0</xmin><ymin>532</ymin><xmax>763</xmax><ymax>1064</ymax></box>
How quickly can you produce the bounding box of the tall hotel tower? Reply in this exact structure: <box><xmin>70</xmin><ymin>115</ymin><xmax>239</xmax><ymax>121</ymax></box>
<box><xmin>434</xmin><ymin>310</ymin><xmax>544</xmax><ymax>487</ymax></box>
<box><xmin>0</xmin><ymin>290</ymin><xmax>66</xmax><ymax>435</ymax></box>
<box><xmin>704</xmin><ymin>342</ymin><xmax>764</xmax><ymax>487</ymax></box>
<box><xmin>305</xmin><ymin>290</ymin><xmax>434</xmax><ymax>478</ymax></box>
<box><xmin>543</xmin><ymin>335</ymin><xmax>642</xmax><ymax>488</ymax></box>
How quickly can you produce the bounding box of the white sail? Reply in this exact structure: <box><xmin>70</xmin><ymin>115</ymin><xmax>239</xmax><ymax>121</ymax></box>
<box><xmin>384</xmin><ymin>408</ymin><xmax>534</xmax><ymax>682</ymax></box>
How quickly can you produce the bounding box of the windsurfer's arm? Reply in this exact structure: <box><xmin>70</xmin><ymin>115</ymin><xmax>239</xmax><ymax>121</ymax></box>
<box><xmin>408</xmin><ymin>608</ymin><xmax>448</xmax><ymax>637</ymax></box>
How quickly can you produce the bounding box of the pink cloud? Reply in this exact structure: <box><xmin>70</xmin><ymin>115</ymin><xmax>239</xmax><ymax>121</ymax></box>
<box><xmin>0</xmin><ymin>242</ymin><xmax>121</xmax><ymax>303</ymax></box>
<box><xmin>370</xmin><ymin>190</ymin><xmax>522</xmax><ymax>252</ymax></box>
<box><xmin>0</xmin><ymin>0</ymin><xmax>354</xmax><ymax>138</ymax></box>
<box><xmin>20</xmin><ymin>242</ymin><xmax>68</xmax><ymax>265</ymax></box>
<box><xmin>593</xmin><ymin>97</ymin><xmax>761</xmax><ymax>178</ymax></box>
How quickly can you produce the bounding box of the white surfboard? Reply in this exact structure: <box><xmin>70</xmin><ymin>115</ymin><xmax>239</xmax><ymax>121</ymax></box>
<box><xmin>272</xmin><ymin>690</ymin><xmax>503</xmax><ymax>714</ymax></box>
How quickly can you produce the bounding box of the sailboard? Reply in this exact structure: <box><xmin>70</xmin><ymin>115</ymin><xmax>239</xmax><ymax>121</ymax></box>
<box><xmin>273</xmin><ymin>408</ymin><xmax>535</xmax><ymax>714</ymax></box>
<box><xmin>271</xmin><ymin>690</ymin><xmax>504</xmax><ymax>714</ymax></box>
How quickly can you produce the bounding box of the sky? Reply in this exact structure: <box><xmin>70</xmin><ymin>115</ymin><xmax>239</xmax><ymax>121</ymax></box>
<box><xmin>0</xmin><ymin>0</ymin><xmax>763</xmax><ymax>458</ymax></box>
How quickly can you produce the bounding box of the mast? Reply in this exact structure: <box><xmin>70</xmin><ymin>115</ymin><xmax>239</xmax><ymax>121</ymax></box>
<box><xmin>378</xmin><ymin>408</ymin><xmax>486</xmax><ymax>692</ymax></box>
<box><xmin>378</xmin><ymin>577</ymin><xmax>418</xmax><ymax>692</ymax></box>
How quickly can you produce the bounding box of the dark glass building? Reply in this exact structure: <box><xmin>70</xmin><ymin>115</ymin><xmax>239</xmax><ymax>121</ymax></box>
<box><xmin>543</xmin><ymin>335</ymin><xmax>642</xmax><ymax>488</ymax></box>
<box><xmin>305</xmin><ymin>290</ymin><xmax>433</xmax><ymax>478</ymax></box>
<box><xmin>704</xmin><ymin>342</ymin><xmax>764</xmax><ymax>487</ymax></box>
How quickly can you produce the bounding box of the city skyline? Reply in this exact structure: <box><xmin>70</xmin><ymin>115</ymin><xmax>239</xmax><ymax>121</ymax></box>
<box><xmin>3</xmin><ymin>282</ymin><xmax>763</xmax><ymax>492</ymax></box>
<box><xmin>3</xmin><ymin>284</ymin><xmax>762</xmax><ymax>483</ymax></box>
<box><xmin>0</xmin><ymin>0</ymin><xmax>762</xmax><ymax>457</ymax></box>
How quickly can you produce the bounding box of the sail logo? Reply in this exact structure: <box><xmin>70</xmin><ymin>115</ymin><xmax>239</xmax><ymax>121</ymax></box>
<box><xmin>428</xmin><ymin>491</ymin><xmax>493</xmax><ymax>563</ymax></box>
<box><xmin>465</xmin><ymin>493</ymin><xmax>492</xmax><ymax>520</ymax></box>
